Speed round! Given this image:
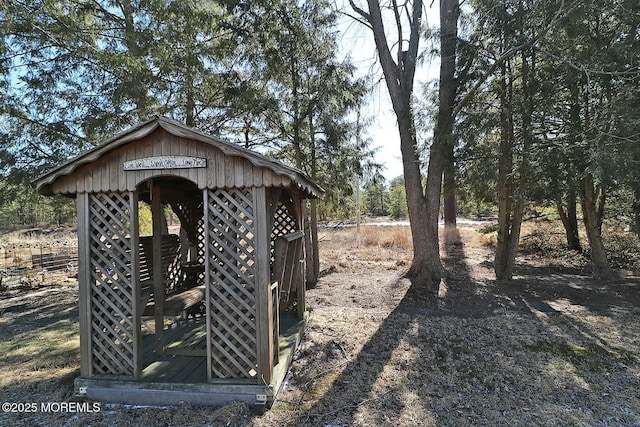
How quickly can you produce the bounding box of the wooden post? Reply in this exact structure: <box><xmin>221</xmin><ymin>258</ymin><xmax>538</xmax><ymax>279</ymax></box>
<box><xmin>77</xmin><ymin>193</ymin><xmax>92</xmax><ymax>377</ymax></box>
<box><xmin>151</xmin><ymin>182</ymin><xmax>165</xmax><ymax>353</ymax></box>
<box><xmin>129</xmin><ymin>191</ymin><xmax>142</xmax><ymax>378</ymax></box>
<box><xmin>294</xmin><ymin>193</ymin><xmax>306</xmax><ymax>318</ymax></box>
<box><xmin>203</xmin><ymin>189</ymin><xmax>213</xmax><ymax>382</ymax></box>
<box><xmin>253</xmin><ymin>186</ymin><xmax>273</xmax><ymax>384</ymax></box>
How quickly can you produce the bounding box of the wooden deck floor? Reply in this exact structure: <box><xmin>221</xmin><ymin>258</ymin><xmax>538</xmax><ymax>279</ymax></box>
<box><xmin>75</xmin><ymin>311</ymin><xmax>306</xmax><ymax>407</ymax></box>
<box><xmin>139</xmin><ymin>313</ymin><xmax>300</xmax><ymax>384</ymax></box>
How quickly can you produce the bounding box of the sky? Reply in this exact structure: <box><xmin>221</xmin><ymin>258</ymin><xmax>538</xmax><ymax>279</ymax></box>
<box><xmin>336</xmin><ymin>1</ymin><xmax>440</xmax><ymax>181</ymax></box>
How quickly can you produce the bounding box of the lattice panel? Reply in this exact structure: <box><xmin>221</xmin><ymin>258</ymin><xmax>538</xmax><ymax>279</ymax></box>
<box><xmin>272</xmin><ymin>203</ymin><xmax>298</xmax><ymax>238</ymax></box>
<box><xmin>88</xmin><ymin>192</ymin><xmax>135</xmax><ymax>376</ymax></box>
<box><xmin>206</xmin><ymin>189</ymin><xmax>258</xmax><ymax>379</ymax></box>
<box><xmin>271</xmin><ymin>202</ymin><xmax>298</xmax><ymax>263</ymax></box>
<box><xmin>171</xmin><ymin>199</ymin><xmax>203</xmax><ymax>242</ymax></box>
<box><xmin>195</xmin><ymin>215</ymin><xmax>206</xmax><ymax>265</ymax></box>
<box><xmin>163</xmin><ymin>235</ymin><xmax>184</xmax><ymax>292</ymax></box>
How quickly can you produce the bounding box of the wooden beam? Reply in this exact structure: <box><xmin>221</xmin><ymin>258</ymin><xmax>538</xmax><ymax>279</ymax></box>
<box><xmin>151</xmin><ymin>182</ymin><xmax>165</xmax><ymax>353</ymax></box>
<box><xmin>253</xmin><ymin>186</ymin><xmax>273</xmax><ymax>384</ymax></box>
<box><xmin>203</xmin><ymin>189</ymin><xmax>213</xmax><ymax>382</ymax></box>
<box><xmin>130</xmin><ymin>190</ymin><xmax>142</xmax><ymax>379</ymax></box>
<box><xmin>77</xmin><ymin>192</ymin><xmax>92</xmax><ymax>377</ymax></box>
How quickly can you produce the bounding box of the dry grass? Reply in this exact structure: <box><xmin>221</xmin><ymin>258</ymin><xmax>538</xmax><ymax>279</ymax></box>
<box><xmin>0</xmin><ymin>227</ymin><xmax>77</xmax><ymax>245</ymax></box>
<box><xmin>1</xmin><ymin>222</ymin><xmax>639</xmax><ymax>426</ymax></box>
<box><xmin>358</xmin><ymin>225</ymin><xmax>412</xmax><ymax>249</ymax></box>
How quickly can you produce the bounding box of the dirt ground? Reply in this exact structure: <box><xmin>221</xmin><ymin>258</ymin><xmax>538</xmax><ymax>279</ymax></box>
<box><xmin>0</xmin><ymin>223</ymin><xmax>639</xmax><ymax>426</ymax></box>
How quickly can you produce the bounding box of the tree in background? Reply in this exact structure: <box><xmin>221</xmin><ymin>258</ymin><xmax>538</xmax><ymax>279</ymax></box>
<box><xmin>528</xmin><ymin>0</ymin><xmax>640</xmax><ymax>278</ymax></box>
<box><xmin>239</xmin><ymin>0</ymin><xmax>368</xmax><ymax>283</ymax></box>
<box><xmin>1</xmin><ymin>0</ymin><xmax>371</xmax><ymax>241</ymax></box>
<box><xmin>454</xmin><ymin>0</ymin><xmax>579</xmax><ymax>280</ymax></box>
<box><xmin>362</xmin><ymin>172</ymin><xmax>390</xmax><ymax>217</ymax></box>
<box><xmin>388</xmin><ymin>176</ymin><xmax>408</xmax><ymax>220</ymax></box>
<box><xmin>457</xmin><ymin>0</ymin><xmax>639</xmax><ymax>279</ymax></box>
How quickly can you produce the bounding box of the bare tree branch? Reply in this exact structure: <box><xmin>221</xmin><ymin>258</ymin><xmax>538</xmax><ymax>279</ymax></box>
<box><xmin>348</xmin><ymin>0</ymin><xmax>371</xmax><ymax>22</ymax></box>
<box><xmin>453</xmin><ymin>0</ymin><xmax>578</xmax><ymax>118</ymax></box>
<box><xmin>391</xmin><ymin>0</ymin><xmax>404</xmax><ymax>66</ymax></box>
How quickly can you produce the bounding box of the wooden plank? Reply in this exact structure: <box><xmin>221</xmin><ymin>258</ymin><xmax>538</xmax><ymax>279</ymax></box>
<box><xmin>136</xmin><ymin>134</ymin><xmax>154</xmax><ymax>190</ymax></box>
<box><xmin>85</xmin><ymin>164</ymin><xmax>93</xmax><ymax>193</ymax></box>
<box><xmin>182</xmin><ymin>357</ymin><xmax>208</xmax><ymax>383</ymax></box>
<box><xmin>263</xmin><ymin>168</ymin><xmax>272</xmax><ymax>187</ymax></box>
<box><xmin>74</xmin><ymin>315</ymin><xmax>308</xmax><ymax>406</ymax></box>
<box><xmin>143</xmin><ymin>356</ymin><xmax>199</xmax><ymax>382</ymax></box>
<box><xmin>130</xmin><ymin>191</ymin><xmax>143</xmax><ymax>379</ymax></box>
<box><xmin>235</xmin><ymin>158</ymin><xmax>244</xmax><ymax>188</ymax></box>
<box><xmin>168</xmin><ymin>356</ymin><xmax>205</xmax><ymax>382</ymax></box>
<box><xmin>197</xmin><ymin>146</ymin><xmax>208</xmax><ymax>189</ymax></box>
<box><xmin>204</xmin><ymin>189</ymin><xmax>213</xmax><ymax>382</ymax></box>
<box><xmin>244</xmin><ymin>159</ymin><xmax>254</xmax><ymax>187</ymax></box>
<box><xmin>152</xmin><ymin>129</ymin><xmax>164</xmax><ymax>157</ymax></box>
<box><xmin>75</xmin><ymin>164</ymin><xmax>85</xmax><ymax>193</ymax></box>
<box><xmin>253</xmin><ymin>186</ymin><xmax>273</xmax><ymax>384</ymax></box>
<box><xmin>253</xmin><ymin>164</ymin><xmax>263</xmax><ymax>188</ymax></box>
<box><xmin>123</xmin><ymin>146</ymin><xmax>134</xmax><ymax>192</ymax></box>
<box><xmin>166</xmin><ymin>323</ymin><xmax>205</xmax><ymax>349</ymax></box>
<box><xmin>271</xmin><ymin>282</ymin><xmax>279</xmax><ymax>365</ymax></box>
<box><xmin>272</xmin><ymin>237</ymin><xmax>287</xmax><ymax>291</ymax></box>
<box><xmin>187</xmin><ymin>138</ymin><xmax>200</xmax><ymax>185</ymax></box>
<box><xmin>111</xmin><ymin>148</ymin><xmax>123</xmax><ymax>192</ymax></box>
<box><xmin>212</xmin><ymin>154</ymin><xmax>223</xmax><ymax>189</ymax></box>
<box><xmin>224</xmin><ymin>156</ymin><xmax>234</xmax><ymax>188</ymax></box>
<box><xmin>107</xmin><ymin>153</ymin><xmax>120</xmax><ymax>193</ymax></box>
<box><xmin>291</xmin><ymin>193</ymin><xmax>306</xmax><ymax>318</ymax></box>
<box><xmin>162</xmin><ymin>285</ymin><xmax>205</xmax><ymax>316</ymax></box>
<box><xmin>77</xmin><ymin>193</ymin><xmax>93</xmax><ymax>377</ymax></box>
<box><xmin>152</xmin><ymin>183</ymin><xmax>165</xmax><ymax>353</ymax></box>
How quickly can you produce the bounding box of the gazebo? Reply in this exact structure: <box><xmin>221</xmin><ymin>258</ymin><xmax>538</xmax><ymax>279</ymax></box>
<box><xmin>34</xmin><ymin>116</ymin><xmax>322</xmax><ymax>408</ymax></box>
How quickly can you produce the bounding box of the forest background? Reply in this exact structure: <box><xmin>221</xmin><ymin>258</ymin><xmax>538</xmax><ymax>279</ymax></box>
<box><xmin>1</xmin><ymin>0</ymin><xmax>639</xmax><ymax>283</ymax></box>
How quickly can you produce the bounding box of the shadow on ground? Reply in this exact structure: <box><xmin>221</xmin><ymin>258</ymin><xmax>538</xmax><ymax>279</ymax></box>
<box><xmin>288</xmin><ymin>228</ymin><xmax>640</xmax><ymax>426</ymax></box>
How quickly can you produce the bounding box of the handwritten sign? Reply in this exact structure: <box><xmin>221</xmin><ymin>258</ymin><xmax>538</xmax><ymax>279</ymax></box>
<box><xmin>123</xmin><ymin>156</ymin><xmax>206</xmax><ymax>170</ymax></box>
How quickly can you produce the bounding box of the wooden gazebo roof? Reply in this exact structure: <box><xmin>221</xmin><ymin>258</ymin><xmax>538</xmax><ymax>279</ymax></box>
<box><xmin>34</xmin><ymin>116</ymin><xmax>323</xmax><ymax>199</ymax></box>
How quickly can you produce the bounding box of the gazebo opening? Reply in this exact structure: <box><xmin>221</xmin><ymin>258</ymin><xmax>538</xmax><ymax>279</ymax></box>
<box><xmin>136</xmin><ymin>177</ymin><xmax>208</xmax><ymax>382</ymax></box>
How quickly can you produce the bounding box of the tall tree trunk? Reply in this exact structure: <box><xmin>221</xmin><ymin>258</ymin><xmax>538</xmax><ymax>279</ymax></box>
<box><xmin>634</xmin><ymin>152</ymin><xmax>640</xmax><ymax>238</ymax></box>
<box><xmin>634</xmin><ymin>201</ymin><xmax>640</xmax><ymax>239</ymax></box>
<box><xmin>561</xmin><ymin>79</ymin><xmax>583</xmax><ymax>252</ymax></box>
<box><xmin>634</xmin><ymin>186</ymin><xmax>640</xmax><ymax>238</ymax></box>
<box><xmin>556</xmin><ymin>189</ymin><xmax>582</xmax><ymax>252</ymax></box>
<box><xmin>351</xmin><ymin>0</ymin><xmax>459</xmax><ymax>293</ymax></box>
<box><xmin>121</xmin><ymin>0</ymin><xmax>148</xmax><ymax>115</ymax></box>
<box><xmin>441</xmin><ymin>0</ymin><xmax>459</xmax><ymax>229</ymax></box>
<box><xmin>307</xmin><ymin>113</ymin><xmax>320</xmax><ymax>284</ymax></box>
<box><xmin>310</xmin><ymin>198</ymin><xmax>319</xmax><ymax>280</ymax></box>
<box><xmin>495</xmin><ymin>199</ymin><xmax>525</xmax><ymax>280</ymax></box>
<box><xmin>352</xmin><ymin>0</ymin><xmax>446</xmax><ymax>293</ymax></box>
<box><xmin>443</xmin><ymin>149</ymin><xmax>456</xmax><ymax>228</ymax></box>
<box><xmin>402</xmin><ymin>115</ymin><xmax>443</xmax><ymax>291</ymax></box>
<box><xmin>185</xmin><ymin>85</ymin><xmax>195</xmax><ymax>127</ymax></box>
<box><xmin>496</xmin><ymin>47</ymin><xmax>535</xmax><ymax>280</ymax></box>
<box><xmin>581</xmin><ymin>174</ymin><xmax>614</xmax><ymax>279</ymax></box>
<box><xmin>303</xmin><ymin>213</ymin><xmax>317</xmax><ymax>286</ymax></box>
<box><xmin>495</xmin><ymin>49</ymin><xmax>531</xmax><ymax>281</ymax></box>
<box><xmin>494</xmin><ymin>63</ymin><xmax>518</xmax><ymax>280</ymax></box>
